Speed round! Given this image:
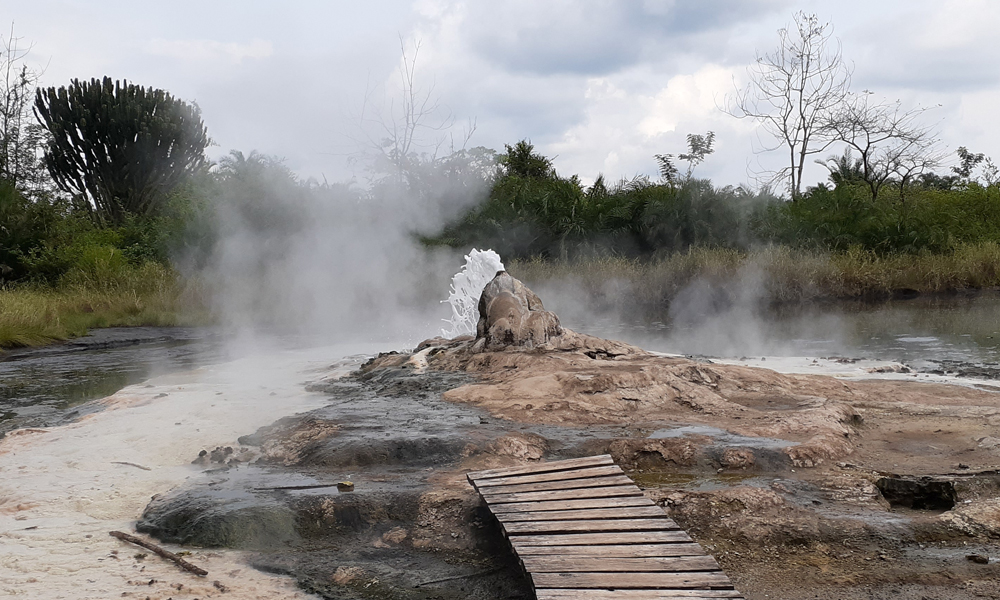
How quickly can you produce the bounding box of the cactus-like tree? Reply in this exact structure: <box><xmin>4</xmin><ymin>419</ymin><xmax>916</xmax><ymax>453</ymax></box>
<box><xmin>34</xmin><ymin>77</ymin><xmax>208</xmax><ymax>223</ymax></box>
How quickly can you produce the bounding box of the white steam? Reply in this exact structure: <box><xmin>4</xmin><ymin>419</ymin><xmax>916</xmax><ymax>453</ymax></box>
<box><xmin>191</xmin><ymin>154</ymin><xmax>492</xmax><ymax>348</ymax></box>
<box><xmin>441</xmin><ymin>248</ymin><xmax>504</xmax><ymax>337</ymax></box>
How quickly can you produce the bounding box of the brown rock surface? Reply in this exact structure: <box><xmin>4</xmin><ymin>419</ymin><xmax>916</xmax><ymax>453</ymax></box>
<box><xmin>320</xmin><ymin>276</ymin><xmax>1000</xmax><ymax>599</ymax></box>
<box><xmin>474</xmin><ymin>271</ymin><xmax>562</xmax><ymax>350</ymax></box>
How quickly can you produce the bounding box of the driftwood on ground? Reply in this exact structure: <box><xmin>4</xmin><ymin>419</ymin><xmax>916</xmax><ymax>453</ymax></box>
<box><xmin>111</xmin><ymin>461</ymin><xmax>152</xmax><ymax>471</ymax></box>
<box><xmin>108</xmin><ymin>530</ymin><xmax>208</xmax><ymax>576</ymax></box>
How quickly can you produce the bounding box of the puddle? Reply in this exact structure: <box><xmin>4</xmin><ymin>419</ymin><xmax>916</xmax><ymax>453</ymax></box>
<box><xmin>649</xmin><ymin>425</ymin><xmax>799</xmax><ymax>450</ymax></box>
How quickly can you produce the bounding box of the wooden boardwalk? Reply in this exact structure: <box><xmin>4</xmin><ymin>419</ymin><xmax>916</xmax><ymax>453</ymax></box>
<box><xmin>467</xmin><ymin>454</ymin><xmax>744</xmax><ymax>600</ymax></box>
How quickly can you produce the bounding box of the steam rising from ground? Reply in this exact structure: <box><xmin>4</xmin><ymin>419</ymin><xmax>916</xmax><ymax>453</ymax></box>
<box><xmin>523</xmin><ymin>261</ymin><xmax>850</xmax><ymax>358</ymax></box>
<box><xmin>193</xmin><ymin>153</ymin><xmax>491</xmax><ymax>348</ymax></box>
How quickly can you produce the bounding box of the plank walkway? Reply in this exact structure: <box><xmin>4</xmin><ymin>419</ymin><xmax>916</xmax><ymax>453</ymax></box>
<box><xmin>467</xmin><ymin>454</ymin><xmax>745</xmax><ymax>600</ymax></box>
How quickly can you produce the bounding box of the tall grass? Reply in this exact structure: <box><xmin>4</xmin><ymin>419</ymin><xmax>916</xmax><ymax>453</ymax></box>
<box><xmin>0</xmin><ymin>262</ymin><xmax>209</xmax><ymax>350</ymax></box>
<box><xmin>507</xmin><ymin>242</ymin><xmax>1000</xmax><ymax>310</ymax></box>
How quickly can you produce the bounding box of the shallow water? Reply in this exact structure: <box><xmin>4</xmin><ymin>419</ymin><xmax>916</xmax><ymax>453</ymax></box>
<box><xmin>4</xmin><ymin>292</ymin><xmax>1000</xmax><ymax>438</ymax></box>
<box><xmin>558</xmin><ymin>291</ymin><xmax>1000</xmax><ymax>371</ymax></box>
<box><xmin>0</xmin><ymin>344</ymin><xmax>388</xmax><ymax>599</ymax></box>
<box><xmin>0</xmin><ymin>327</ymin><xmax>224</xmax><ymax>435</ymax></box>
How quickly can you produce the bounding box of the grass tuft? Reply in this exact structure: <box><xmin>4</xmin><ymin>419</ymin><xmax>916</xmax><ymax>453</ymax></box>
<box><xmin>507</xmin><ymin>242</ymin><xmax>1000</xmax><ymax>311</ymax></box>
<box><xmin>0</xmin><ymin>263</ymin><xmax>210</xmax><ymax>350</ymax></box>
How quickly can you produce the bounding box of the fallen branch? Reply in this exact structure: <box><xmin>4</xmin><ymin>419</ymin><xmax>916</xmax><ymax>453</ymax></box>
<box><xmin>413</xmin><ymin>567</ymin><xmax>504</xmax><ymax>588</ymax></box>
<box><xmin>108</xmin><ymin>531</ymin><xmax>207</xmax><ymax>576</ymax></box>
<box><xmin>111</xmin><ymin>461</ymin><xmax>151</xmax><ymax>471</ymax></box>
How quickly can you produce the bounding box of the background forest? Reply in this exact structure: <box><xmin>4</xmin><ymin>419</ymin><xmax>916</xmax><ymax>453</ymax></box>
<box><xmin>3</xmin><ymin>15</ymin><xmax>1000</xmax><ymax>348</ymax></box>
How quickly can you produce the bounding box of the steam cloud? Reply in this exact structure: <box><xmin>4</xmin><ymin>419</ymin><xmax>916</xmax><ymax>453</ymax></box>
<box><xmin>187</xmin><ymin>157</ymin><xmax>490</xmax><ymax>349</ymax></box>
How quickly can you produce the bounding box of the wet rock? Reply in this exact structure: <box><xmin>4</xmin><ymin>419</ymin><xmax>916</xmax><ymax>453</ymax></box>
<box><xmin>242</xmin><ymin>417</ymin><xmax>340</xmax><ymax>466</ymax></box>
<box><xmin>331</xmin><ymin>565</ymin><xmax>365</xmax><ymax>585</ymax></box>
<box><xmin>866</xmin><ymin>364</ymin><xmax>911</xmax><ymax>374</ymax></box>
<box><xmin>137</xmin><ymin>488</ymin><xmax>298</xmax><ymax>548</ymax></box>
<box><xmin>606</xmin><ymin>438</ymin><xmax>700</xmax><ymax>470</ymax></box>
<box><xmin>938</xmin><ymin>498</ymin><xmax>1000</xmax><ymax>537</ymax></box>
<box><xmin>721</xmin><ymin>448</ymin><xmax>756</xmax><ymax>470</ymax></box>
<box><xmin>350</xmin><ymin>364</ymin><xmax>474</xmax><ymax>399</ymax></box>
<box><xmin>474</xmin><ymin>271</ymin><xmax>561</xmax><ymax>350</ymax></box>
<box><xmin>483</xmin><ymin>432</ymin><xmax>548</xmax><ymax>461</ymax></box>
<box><xmin>192</xmin><ymin>445</ymin><xmax>253</xmax><ymax>466</ymax></box>
<box><xmin>977</xmin><ymin>436</ymin><xmax>1000</xmax><ymax>449</ymax></box>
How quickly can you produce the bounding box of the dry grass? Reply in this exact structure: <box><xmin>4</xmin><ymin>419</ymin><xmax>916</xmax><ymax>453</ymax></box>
<box><xmin>0</xmin><ymin>263</ymin><xmax>210</xmax><ymax>350</ymax></box>
<box><xmin>507</xmin><ymin>242</ymin><xmax>1000</xmax><ymax>309</ymax></box>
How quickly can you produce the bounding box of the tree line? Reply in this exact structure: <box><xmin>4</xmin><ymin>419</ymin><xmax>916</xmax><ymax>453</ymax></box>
<box><xmin>2</xmin><ymin>16</ymin><xmax>1000</xmax><ymax>289</ymax></box>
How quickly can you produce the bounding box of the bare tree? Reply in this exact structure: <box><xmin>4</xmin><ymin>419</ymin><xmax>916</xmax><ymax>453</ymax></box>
<box><xmin>825</xmin><ymin>91</ymin><xmax>942</xmax><ymax>201</ymax></box>
<box><xmin>354</xmin><ymin>36</ymin><xmax>455</xmax><ymax>188</ymax></box>
<box><xmin>0</xmin><ymin>23</ymin><xmax>47</xmax><ymax>194</ymax></box>
<box><xmin>725</xmin><ymin>12</ymin><xmax>851</xmax><ymax>198</ymax></box>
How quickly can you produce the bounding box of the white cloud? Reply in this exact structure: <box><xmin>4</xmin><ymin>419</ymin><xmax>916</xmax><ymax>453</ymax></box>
<box><xmin>10</xmin><ymin>0</ymin><xmax>1000</xmax><ymax>192</ymax></box>
<box><xmin>144</xmin><ymin>39</ymin><xmax>273</xmax><ymax>64</ymax></box>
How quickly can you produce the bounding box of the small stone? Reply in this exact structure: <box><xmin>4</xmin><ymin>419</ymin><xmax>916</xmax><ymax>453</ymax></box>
<box><xmin>337</xmin><ymin>481</ymin><xmax>355</xmax><ymax>492</ymax></box>
<box><xmin>967</xmin><ymin>554</ymin><xmax>990</xmax><ymax>564</ymax></box>
<box><xmin>332</xmin><ymin>566</ymin><xmax>364</xmax><ymax>585</ymax></box>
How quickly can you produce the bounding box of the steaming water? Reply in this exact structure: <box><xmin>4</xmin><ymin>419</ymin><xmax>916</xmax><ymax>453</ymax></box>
<box><xmin>560</xmin><ymin>292</ymin><xmax>1000</xmax><ymax>376</ymax></box>
<box><xmin>0</xmin><ymin>328</ymin><xmax>225</xmax><ymax>436</ymax></box>
<box><xmin>0</xmin><ymin>339</ymin><xmax>401</xmax><ymax>599</ymax></box>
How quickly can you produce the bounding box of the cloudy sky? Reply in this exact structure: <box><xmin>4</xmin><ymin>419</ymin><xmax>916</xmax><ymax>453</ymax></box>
<box><xmin>9</xmin><ymin>0</ymin><xmax>1000</xmax><ymax>191</ymax></box>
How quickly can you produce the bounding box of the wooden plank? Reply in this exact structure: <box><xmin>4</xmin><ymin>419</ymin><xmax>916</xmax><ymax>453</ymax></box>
<box><xmin>501</xmin><ymin>505</ymin><xmax>667</xmax><ymax>522</ymax></box>
<box><xmin>472</xmin><ymin>465</ymin><xmax>624</xmax><ymax>487</ymax></box>
<box><xmin>521</xmin><ymin>555</ymin><xmax>720</xmax><ymax>573</ymax></box>
<box><xmin>531</xmin><ymin>571</ymin><xmax>734</xmax><ymax>589</ymax></box>
<box><xmin>512</xmin><ymin>531</ymin><xmax>692</xmax><ymax>546</ymax></box>
<box><xmin>477</xmin><ymin>475</ymin><xmax>634</xmax><ymax>495</ymax></box>
<box><xmin>536</xmin><ymin>591</ymin><xmax>743</xmax><ymax>599</ymax></box>
<box><xmin>481</xmin><ymin>485</ymin><xmax>643</xmax><ymax>504</ymax></box>
<box><xmin>491</xmin><ymin>496</ymin><xmax>655</xmax><ymax>513</ymax></box>
<box><xmin>469</xmin><ymin>454</ymin><xmax>743</xmax><ymax>600</ymax></box>
<box><xmin>467</xmin><ymin>455</ymin><xmax>614</xmax><ymax>480</ymax></box>
<box><xmin>505</xmin><ymin>518</ymin><xmax>681</xmax><ymax>535</ymax></box>
<box><xmin>514</xmin><ymin>543</ymin><xmax>706</xmax><ymax>558</ymax></box>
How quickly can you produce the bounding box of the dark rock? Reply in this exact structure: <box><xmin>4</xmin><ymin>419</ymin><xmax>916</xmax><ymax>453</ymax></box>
<box><xmin>875</xmin><ymin>475</ymin><xmax>957</xmax><ymax>510</ymax></box>
<box><xmin>137</xmin><ymin>488</ymin><xmax>298</xmax><ymax>548</ymax></box>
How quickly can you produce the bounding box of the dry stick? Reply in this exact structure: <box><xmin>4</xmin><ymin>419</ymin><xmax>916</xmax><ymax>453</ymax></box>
<box><xmin>108</xmin><ymin>531</ymin><xmax>207</xmax><ymax>576</ymax></box>
<box><xmin>111</xmin><ymin>461</ymin><xmax>152</xmax><ymax>471</ymax></box>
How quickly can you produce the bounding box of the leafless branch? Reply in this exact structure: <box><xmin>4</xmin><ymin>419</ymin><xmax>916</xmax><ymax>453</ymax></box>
<box><xmin>825</xmin><ymin>91</ymin><xmax>942</xmax><ymax>200</ymax></box>
<box><xmin>724</xmin><ymin>12</ymin><xmax>852</xmax><ymax>197</ymax></box>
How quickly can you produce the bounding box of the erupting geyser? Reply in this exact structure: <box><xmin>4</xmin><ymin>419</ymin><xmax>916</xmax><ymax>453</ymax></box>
<box><xmin>441</xmin><ymin>249</ymin><xmax>504</xmax><ymax>338</ymax></box>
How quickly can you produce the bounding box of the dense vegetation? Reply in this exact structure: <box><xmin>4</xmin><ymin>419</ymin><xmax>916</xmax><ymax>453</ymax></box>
<box><xmin>4</xmin><ymin>18</ymin><xmax>1000</xmax><ymax>349</ymax></box>
<box><xmin>429</xmin><ymin>140</ymin><xmax>1000</xmax><ymax>259</ymax></box>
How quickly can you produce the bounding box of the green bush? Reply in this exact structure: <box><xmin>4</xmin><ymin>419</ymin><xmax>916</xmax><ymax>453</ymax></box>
<box><xmin>764</xmin><ymin>182</ymin><xmax>1000</xmax><ymax>253</ymax></box>
<box><xmin>429</xmin><ymin>141</ymin><xmax>778</xmax><ymax>260</ymax></box>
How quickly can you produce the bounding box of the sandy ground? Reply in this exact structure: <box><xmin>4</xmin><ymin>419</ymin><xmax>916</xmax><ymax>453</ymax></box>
<box><xmin>0</xmin><ymin>344</ymin><xmax>393</xmax><ymax>600</ymax></box>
